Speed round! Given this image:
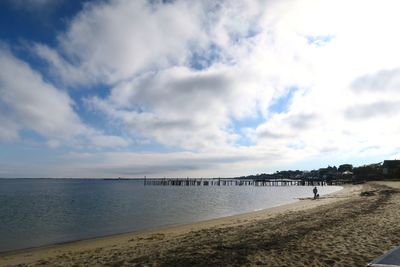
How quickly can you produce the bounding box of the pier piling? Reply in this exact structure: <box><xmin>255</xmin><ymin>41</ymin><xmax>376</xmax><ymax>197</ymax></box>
<box><xmin>143</xmin><ymin>178</ymin><xmax>345</xmax><ymax>187</ymax></box>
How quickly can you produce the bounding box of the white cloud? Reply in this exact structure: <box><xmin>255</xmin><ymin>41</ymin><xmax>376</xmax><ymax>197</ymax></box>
<box><xmin>0</xmin><ymin>114</ymin><xmax>19</xmax><ymax>142</ymax></box>
<box><xmin>0</xmin><ymin>46</ymin><xmax>84</xmax><ymax>139</ymax></box>
<box><xmin>85</xmin><ymin>65</ymin><xmax>266</xmax><ymax>150</ymax></box>
<box><xmin>0</xmin><ymin>45</ymin><xmax>128</xmax><ymax>148</ymax></box>
<box><xmin>9</xmin><ymin>0</ymin><xmax>400</xmax><ymax>176</ymax></box>
<box><xmin>2</xmin><ymin>148</ymin><xmax>282</xmax><ymax>178</ymax></box>
<box><xmin>351</xmin><ymin>68</ymin><xmax>400</xmax><ymax>92</ymax></box>
<box><xmin>79</xmin><ymin>1</ymin><xmax>400</xmax><ymax>155</ymax></box>
<box><xmin>33</xmin><ymin>44</ymin><xmax>91</xmax><ymax>86</ymax></box>
<box><xmin>36</xmin><ymin>0</ymin><xmax>207</xmax><ymax>85</ymax></box>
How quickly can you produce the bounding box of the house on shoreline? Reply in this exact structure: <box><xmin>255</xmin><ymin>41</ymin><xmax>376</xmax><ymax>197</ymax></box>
<box><xmin>236</xmin><ymin>159</ymin><xmax>399</xmax><ymax>182</ymax></box>
<box><xmin>382</xmin><ymin>160</ymin><xmax>400</xmax><ymax>177</ymax></box>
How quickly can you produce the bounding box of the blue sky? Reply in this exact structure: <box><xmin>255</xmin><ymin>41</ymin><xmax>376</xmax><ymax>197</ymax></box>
<box><xmin>1</xmin><ymin>0</ymin><xmax>400</xmax><ymax>178</ymax></box>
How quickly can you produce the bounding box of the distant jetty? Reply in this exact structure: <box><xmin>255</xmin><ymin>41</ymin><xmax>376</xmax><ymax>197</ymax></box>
<box><xmin>103</xmin><ymin>159</ymin><xmax>400</xmax><ymax>186</ymax></box>
<box><xmin>103</xmin><ymin>177</ymin><xmax>131</xmax><ymax>181</ymax></box>
<box><xmin>142</xmin><ymin>178</ymin><xmax>345</xmax><ymax>186</ymax></box>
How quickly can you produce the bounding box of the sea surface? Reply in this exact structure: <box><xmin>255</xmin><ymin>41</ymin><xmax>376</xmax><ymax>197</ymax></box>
<box><xmin>0</xmin><ymin>179</ymin><xmax>342</xmax><ymax>252</ymax></box>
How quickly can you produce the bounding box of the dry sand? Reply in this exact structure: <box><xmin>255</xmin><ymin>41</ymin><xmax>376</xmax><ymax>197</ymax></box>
<box><xmin>1</xmin><ymin>182</ymin><xmax>400</xmax><ymax>266</ymax></box>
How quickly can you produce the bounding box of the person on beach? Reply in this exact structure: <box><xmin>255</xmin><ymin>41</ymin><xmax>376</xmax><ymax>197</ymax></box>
<box><xmin>313</xmin><ymin>186</ymin><xmax>318</xmax><ymax>199</ymax></box>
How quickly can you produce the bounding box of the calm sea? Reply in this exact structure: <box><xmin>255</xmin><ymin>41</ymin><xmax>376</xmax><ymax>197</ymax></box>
<box><xmin>0</xmin><ymin>179</ymin><xmax>342</xmax><ymax>252</ymax></box>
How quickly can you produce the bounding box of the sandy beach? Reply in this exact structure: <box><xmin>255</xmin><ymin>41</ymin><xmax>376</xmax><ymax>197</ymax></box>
<box><xmin>1</xmin><ymin>182</ymin><xmax>400</xmax><ymax>266</ymax></box>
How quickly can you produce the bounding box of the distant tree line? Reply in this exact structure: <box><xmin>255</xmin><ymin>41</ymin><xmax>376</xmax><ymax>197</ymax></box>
<box><xmin>237</xmin><ymin>160</ymin><xmax>400</xmax><ymax>181</ymax></box>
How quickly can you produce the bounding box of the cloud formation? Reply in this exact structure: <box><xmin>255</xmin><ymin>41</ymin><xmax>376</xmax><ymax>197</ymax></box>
<box><xmin>0</xmin><ymin>45</ymin><xmax>128</xmax><ymax>148</ymax></box>
<box><xmin>2</xmin><ymin>0</ymin><xmax>400</xmax><ymax>177</ymax></box>
<box><xmin>352</xmin><ymin>68</ymin><xmax>400</xmax><ymax>92</ymax></box>
<box><xmin>36</xmin><ymin>0</ymin><xmax>207</xmax><ymax>85</ymax></box>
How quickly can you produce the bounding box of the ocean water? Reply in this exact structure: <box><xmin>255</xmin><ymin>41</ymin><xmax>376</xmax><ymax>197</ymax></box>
<box><xmin>0</xmin><ymin>179</ymin><xmax>342</xmax><ymax>252</ymax></box>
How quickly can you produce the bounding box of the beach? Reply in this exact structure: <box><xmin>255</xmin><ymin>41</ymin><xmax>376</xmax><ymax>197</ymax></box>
<box><xmin>1</xmin><ymin>182</ymin><xmax>400</xmax><ymax>266</ymax></box>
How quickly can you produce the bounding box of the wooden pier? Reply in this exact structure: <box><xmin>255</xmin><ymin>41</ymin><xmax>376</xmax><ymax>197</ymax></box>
<box><xmin>143</xmin><ymin>178</ymin><xmax>345</xmax><ymax>186</ymax></box>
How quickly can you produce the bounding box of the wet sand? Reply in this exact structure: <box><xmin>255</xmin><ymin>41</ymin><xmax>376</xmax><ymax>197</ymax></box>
<box><xmin>1</xmin><ymin>182</ymin><xmax>400</xmax><ymax>266</ymax></box>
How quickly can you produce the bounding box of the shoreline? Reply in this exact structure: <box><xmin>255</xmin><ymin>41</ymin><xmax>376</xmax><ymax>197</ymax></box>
<box><xmin>0</xmin><ymin>186</ymin><xmax>346</xmax><ymax>253</ymax></box>
<box><xmin>0</xmin><ymin>185</ymin><xmax>344</xmax><ymax>254</ymax></box>
<box><xmin>0</xmin><ymin>184</ymin><xmax>357</xmax><ymax>266</ymax></box>
<box><xmin>0</xmin><ymin>185</ymin><xmax>345</xmax><ymax>255</ymax></box>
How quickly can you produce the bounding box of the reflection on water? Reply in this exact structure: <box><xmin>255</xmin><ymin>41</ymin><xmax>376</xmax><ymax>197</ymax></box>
<box><xmin>0</xmin><ymin>179</ymin><xmax>342</xmax><ymax>252</ymax></box>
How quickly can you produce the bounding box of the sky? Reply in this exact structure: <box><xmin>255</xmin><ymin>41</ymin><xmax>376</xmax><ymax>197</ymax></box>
<box><xmin>0</xmin><ymin>0</ymin><xmax>400</xmax><ymax>178</ymax></box>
